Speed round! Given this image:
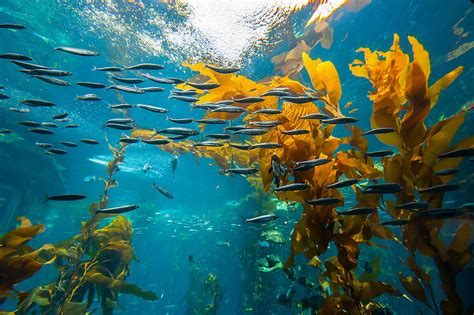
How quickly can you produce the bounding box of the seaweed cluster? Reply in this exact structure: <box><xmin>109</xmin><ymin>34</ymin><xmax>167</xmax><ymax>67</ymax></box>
<box><xmin>0</xmin><ymin>142</ymin><xmax>158</xmax><ymax>314</ymax></box>
<box><xmin>133</xmin><ymin>34</ymin><xmax>472</xmax><ymax>313</ymax></box>
<box><xmin>185</xmin><ymin>266</ymin><xmax>222</xmax><ymax>315</ymax></box>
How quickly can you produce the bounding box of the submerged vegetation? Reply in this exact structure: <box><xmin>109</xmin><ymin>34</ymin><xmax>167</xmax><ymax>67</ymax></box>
<box><xmin>0</xmin><ymin>1</ymin><xmax>472</xmax><ymax>314</ymax></box>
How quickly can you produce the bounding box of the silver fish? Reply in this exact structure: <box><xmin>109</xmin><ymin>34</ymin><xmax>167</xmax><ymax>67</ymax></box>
<box><xmin>55</xmin><ymin>46</ymin><xmax>99</xmax><ymax>56</ymax></box>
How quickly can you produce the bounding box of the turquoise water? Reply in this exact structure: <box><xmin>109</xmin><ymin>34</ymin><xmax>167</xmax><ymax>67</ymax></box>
<box><xmin>0</xmin><ymin>1</ymin><xmax>473</xmax><ymax>314</ymax></box>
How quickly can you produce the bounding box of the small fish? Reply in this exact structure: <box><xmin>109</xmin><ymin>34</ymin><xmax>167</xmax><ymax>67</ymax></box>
<box><xmin>0</xmin><ymin>129</ymin><xmax>13</xmax><ymax>134</ymax></box>
<box><xmin>233</xmin><ymin>128</ymin><xmax>268</xmax><ymax>136</ymax></box>
<box><xmin>142</xmin><ymin>138</ymin><xmax>170</xmax><ymax>145</ymax></box>
<box><xmin>171</xmin><ymin>155</ymin><xmax>178</xmax><ymax>179</ymax></box>
<box><xmin>381</xmin><ymin>219</ymin><xmax>410</xmax><ymax>226</ymax></box>
<box><xmin>281</xmin><ymin>129</ymin><xmax>310</xmax><ymax>135</ymax></box>
<box><xmin>257</xmin><ymin>241</ymin><xmax>270</xmax><ymax>247</ymax></box>
<box><xmin>127</xmin><ymin>63</ymin><xmax>164</xmax><ymax>70</ymax></box>
<box><xmin>195</xmin><ymin>118</ymin><xmax>226</xmax><ymax>125</ymax></box>
<box><xmin>94</xmin><ymin>66</ymin><xmax>122</xmax><ymax>72</ymax></box>
<box><xmin>53</xmin><ymin>113</ymin><xmax>68</xmax><ymax>120</ymax></box>
<box><xmin>76</xmin><ymin>94</ymin><xmax>102</xmax><ymax>101</ymax></box>
<box><xmin>249</xmin><ymin>120</ymin><xmax>282</xmax><ymax>128</ymax></box>
<box><xmin>194</xmin><ymin>141</ymin><xmax>224</xmax><ymax>147</ymax></box>
<box><xmin>152</xmin><ymin>182</ymin><xmax>173</xmax><ymax>199</ymax></box>
<box><xmin>64</xmin><ymin>124</ymin><xmax>79</xmax><ymax>128</ymax></box>
<box><xmin>136</xmin><ymin>104</ymin><xmax>168</xmax><ymax>113</ymax></box>
<box><xmin>0</xmin><ymin>53</ymin><xmax>32</xmax><ymax>60</ymax></box>
<box><xmin>11</xmin><ymin>60</ymin><xmax>50</xmax><ymax>70</ymax></box>
<box><xmin>105</xmin><ymin>122</ymin><xmax>132</xmax><ymax>130</ymax></box>
<box><xmin>186</xmin><ymin>81</ymin><xmax>220</xmax><ymax>90</ymax></box>
<box><xmin>109</xmin><ymin>103</ymin><xmax>133</xmax><ymax>109</ymax></box>
<box><xmin>326</xmin><ymin>178</ymin><xmax>359</xmax><ymax>189</ymax></box>
<box><xmin>281</xmin><ymin>95</ymin><xmax>317</xmax><ymax>103</ymax></box>
<box><xmin>188</xmin><ymin>255</ymin><xmax>194</xmax><ymax>263</ymax></box>
<box><xmin>9</xmin><ymin>107</ymin><xmax>30</xmax><ymax>113</ymax></box>
<box><xmin>0</xmin><ymin>23</ymin><xmax>26</xmax><ymax>29</ymax></box>
<box><xmin>157</xmin><ymin>127</ymin><xmax>199</xmax><ymax>136</ymax></box>
<box><xmin>225</xmin><ymin>125</ymin><xmax>251</xmax><ymax>132</ymax></box>
<box><xmin>111</xmin><ymin>76</ymin><xmax>144</xmax><ymax>84</ymax></box>
<box><xmin>21</xmin><ymin>99</ymin><xmax>55</xmax><ymax>107</ymax></box>
<box><xmin>206</xmin><ymin>134</ymin><xmax>230</xmax><ymax>140</ymax></box>
<box><xmin>229</xmin><ymin>143</ymin><xmax>254</xmax><ymax>150</ymax></box>
<box><xmin>364</xmin><ymin>150</ymin><xmax>394</xmax><ymax>157</ymax></box>
<box><xmin>234</xmin><ymin>96</ymin><xmax>264</xmax><ymax>103</ymax></box>
<box><xmin>252</xmin><ymin>142</ymin><xmax>282</xmax><ymax>149</ymax></box>
<box><xmin>192</xmin><ymin>103</ymin><xmax>221</xmax><ymax>111</ymax></box>
<box><xmin>172</xmin><ymin>89</ymin><xmax>197</xmax><ymax>96</ymax></box>
<box><xmin>107</xmin><ymin>85</ymin><xmax>144</xmax><ymax>94</ymax></box>
<box><xmin>60</xmin><ymin>141</ymin><xmax>78</xmax><ymax>147</ymax></box>
<box><xmin>141</xmin><ymin>86</ymin><xmax>165</xmax><ymax>92</ymax></box>
<box><xmin>245</xmin><ymin>213</ymin><xmax>278</xmax><ymax>223</ymax></box>
<box><xmin>252</xmin><ymin>108</ymin><xmax>282</xmax><ymax>115</ymax></box>
<box><xmin>77</xmin><ymin>82</ymin><xmax>106</xmax><ymax>89</ymax></box>
<box><xmin>225</xmin><ymin>167</ymin><xmax>259</xmax><ymax>175</ymax></box>
<box><xmin>416</xmin><ymin>183</ymin><xmax>461</xmax><ymax>194</ymax></box>
<box><xmin>275</xmin><ymin>183</ymin><xmax>309</xmax><ymax>192</ymax></box>
<box><xmin>0</xmin><ymin>93</ymin><xmax>9</xmax><ymax>99</ymax></box>
<box><xmin>33</xmin><ymin>75</ymin><xmax>71</xmax><ymax>86</ymax></box>
<box><xmin>96</xmin><ymin>204</ymin><xmax>140</xmax><ymax>214</ymax></box>
<box><xmin>361</xmin><ymin>127</ymin><xmax>396</xmax><ymax>136</ymax></box>
<box><xmin>211</xmin><ymin>106</ymin><xmax>246</xmax><ymax>113</ymax></box>
<box><xmin>47</xmin><ymin>148</ymin><xmax>67</xmax><ymax>155</ymax></box>
<box><xmin>293</xmin><ymin>158</ymin><xmax>331</xmax><ymax>172</ymax></box>
<box><xmin>141</xmin><ymin>73</ymin><xmax>175</xmax><ymax>84</ymax></box>
<box><xmin>120</xmin><ymin>137</ymin><xmax>140</xmax><ymax>144</ymax></box>
<box><xmin>46</xmin><ymin>194</ymin><xmax>86</xmax><ymax>201</ymax></box>
<box><xmin>299</xmin><ymin>113</ymin><xmax>330</xmax><ymax>120</ymax></box>
<box><xmin>322</xmin><ymin>117</ymin><xmax>358</xmax><ymax>124</ymax></box>
<box><xmin>337</xmin><ymin>207</ymin><xmax>374</xmax><ymax>216</ymax></box>
<box><xmin>80</xmin><ymin>139</ymin><xmax>99</xmax><ymax>145</ymax></box>
<box><xmin>261</xmin><ymin>90</ymin><xmax>290</xmax><ymax>97</ymax></box>
<box><xmin>41</xmin><ymin>122</ymin><xmax>58</xmax><ymax>128</ymax></box>
<box><xmin>167</xmin><ymin>117</ymin><xmax>194</xmax><ymax>124</ymax></box>
<box><xmin>434</xmin><ymin>168</ymin><xmax>460</xmax><ymax>176</ymax></box>
<box><xmin>205</xmin><ymin>64</ymin><xmax>240</xmax><ymax>74</ymax></box>
<box><xmin>169</xmin><ymin>95</ymin><xmax>199</xmax><ymax>102</ymax></box>
<box><xmin>143</xmin><ymin>163</ymin><xmax>152</xmax><ymax>173</ymax></box>
<box><xmin>55</xmin><ymin>46</ymin><xmax>99</xmax><ymax>56</ymax></box>
<box><xmin>438</xmin><ymin>147</ymin><xmax>474</xmax><ymax>159</ymax></box>
<box><xmin>29</xmin><ymin>128</ymin><xmax>53</xmax><ymax>135</ymax></box>
<box><xmin>395</xmin><ymin>201</ymin><xmax>429</xmax><ymax>210</ymax></box>
<box><xmin>305</xmin><ymin>198</ymin><xmax>341</xmax><ymax>206</ymax></box>
<box><xmin>19</xmin><ymin>121</ymin><xmax>41</xmax><ymax>127</ymax></box>
<box><xmin>416</xmin><ymin>208</ymin><xmax>462</xmax><ymax>219</ymax></box>
<box><xmin>364</xmin><ymin>183</ymin><xmax>402</xmax><ymax>194</ymax></box>
<box><xmin>216</xmin><ymin>241</ymin><xmax>231</xmax><ymax>247</ymax></box>
<box><xmin>106</xmin><ymin>118</ymin><xmax>133</xmax><ymax>124</ymax></box>
<box><xmin>20</xmin><ymin>69</ymin><xmax>72</xmax><ymax>76</ymax></box>
<box><xmin>36</xmin><ymin>142</ymin><xmax>53</xmax><ymax>149</ymax></box>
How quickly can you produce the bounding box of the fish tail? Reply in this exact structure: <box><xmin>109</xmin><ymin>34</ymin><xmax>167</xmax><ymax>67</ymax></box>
<box><xmin>44</xmin><ymin>195</ymin><xmax>49</xmax><ymax>203</ymax></box>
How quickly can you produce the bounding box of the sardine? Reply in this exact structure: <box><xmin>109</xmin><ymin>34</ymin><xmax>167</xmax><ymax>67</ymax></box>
<box><xmin>127</xmin><ymin>63</ymin><xmax>164</xmax><ymax>70</ymax></box>
<box><xmin>252</xmin><ymin>108</ymin><xmax>282</xmax><ymax>115</ymax></box>
<box><xmin>142</xmin><ymin>73</ymin><xmax>175</xmax><ymax>84</ymax></box>
<box><xmin>261</xmin><ymin>90</ymin><xmax>290</xmax><ymax>97</ymax></box>
<box><xmin>206</xmin><ymin>134</ymin><xmax>230</xmax><ymax>140</ymax></box>
<box><xmin>245</xmin><ymin>213</ymin><xmax>278</xmax><ymax>223</ymax></box>
<box><xmin>381</xmin><ymin>219</ymin><xmax>410</xmax><ymax>226</ymax></box>
<box><xmin>364</xmin><ymin>183</ymin><xmax>402</xmax><ymax>194</ymax></box>
<box><xmin>225</xmin><ymin>167</ymin><xmax>259</xmax><ymax>175</ymax></box>
<box><xmin>305</xmin><ymin>198</ymin><xmax>342</xmax><ymax>206</ymax></box>
<box><xmin>233</xmin><ymin>128</ymin><xmax>268</xmax><ymax>136</ymax></box>
<box><xmin>416</xmin><ymin>183</ymin><xmax>461</xmax><ymax>194</ymax></box>
<box><xmin>96</xmin><ymin>204</ymin><xmax>140</xmax><ymax>214</ymax></box>
<box><xmin>252</xmin><ymin>142</ymin><xmax>282</xmax><ymax>149</ymax></box>
<box><xmin>64</xmin><ymin>124</ymin><xmax>79</xmax><ymax>128</ymax></box>
<box><xmin>21</xmin><ymin>99</ymin><xmax>55</xmax><ymax>107</ymax></box>
<box><xmin>77</xmin><ymin>82</ymin><xmax>106</xmax><ymax>89</ymax></box>
<box><xmin>29</xmin><ymin>128</ymin><xmax>53</xmax><ymax>135</ymax></box>
<box><xmin>299</xmin><ymin>113</ymin><xmax>330</xmax><ymax>120</ymax></box>
<box><xmin>395</xmin><ymin>201</ymin><xmax>429</xmax><ymax>210</ymax></box>
<box><xmin>20</xmin><ymin>69</ymin><xmax>72</xmax><ymax>76</ymax></box>
<box><xmin>211</xmin><ymin>106</ymin><xmax>246</xmax><ymax>113</ymax></box>
<box><xmin>47</xmin><ymin>148</ymin><xmax>67</xmax><ymax>155</ymax></box>
<box><xmin>119</xmin><ymin>137</ymin><xmax>140</xmax><ymax>144</ymax></box>
<box><xmin>46</xmin><ymin>194</ymin><xmax>86</xmax><ymax>201</ymax></box>
<box><xmin>36</xmin><ymin>142</ymin><xmax>53</xmax><ymax>148</ymax></box>
<box><xmin>337</xmin><ymin>207</ymin><xmax>374</xmax><ymax>216</ymax></box>
<box><xmin>111</xmin><ymin>76</ymin><xmax>144</xmax><ymax>84</ymax></box>
<box><xmin>153</xmin><ymin>182</ymin><xmax>173</xmax><ymax>199</ymax></box>
<box><xmin>293</xmin><ymin>158</ymin><xmax>331</xmax><ymax>172</ymax></box>
<box><xmin>109</xmin><ymin>103</ymin><xmax>133</xmax><ymax>109</ymax></box>
<box><xmin>186</xmin><ymin>81</ymin><xmax>220</xmax><ymax>90</ymax></box>
<box><xmin>361</xmin><ymin>127</ymin><xmax>396</xmax><ymax>136</ymax></box>
<box><xmin>19</xmin><ymin>121</ymin><xmax>41</xmax><ymax>127</ymax></box>
<box><xmin>234</xmin><ymin>97</ymin><xmax>264</xmax><ymax>103</ymax></box>
<box><xmin>33</xmin><ymin>75</ymin><xmax>71</xmax><ymax>86</ymax></box>
<box><xmin>136</xmin><ymin>104</ymin><xmax>168</xmax><ymax>113</ymax></box>
<box><xmin>438</xmin><ymin>147</ymin><xmax>474</xmax><ymax>159</ymax></box>
<box><xmin>11</xmin><ymin>60</ymin><xmax>50</xmax><ymax>70</ymax></box>
<box><xmin>94</xmin><ymin>66</ymin><xmax>122</xmax><ymax>72</ymax></box>
<box><xmin>169</xmin><ymin>95</ymin><xmax>199</xmax><ymax>102</ymax></box>
<box><xmin>281</xmin><ymin>129</ymin><xmax>310</xmax><ymax>135</ymax></box>
<box><xmin>107</xmin><ymin>85</ymin><xmax>144</xmax><ymax>94</ymax></box>
<box><xmin>322</xmin><ymin>117</ymin><xmax>358</xmax><ymax>124</ymax></box>
<box><xmin>195</xmin><ymin>118</ymin><xmax>226</xmax><ymax>124</ymax></box>
<box><xmin>172</xmin><ymin>89</ymin><xmax>197</xmax><ymax>96</ymax></box>
<box><xmin>105</xmin><ymin>123</ymin><xmax>132</xmax><ymax>130</ymax></box>
<box><xmin>167</xmin><ymin>117</ymin><xmax>194</xmax><ymax>124</ymax></box>
<box><xmin>80</xmin><ymin>139</ymin><xmax>99</xmax><ymax>145</ymax></box>
<box><xmin>55</xmin><ymin>46</ymin><xmax>100</xmax><ymax>56</ymax></box>
<box><xmin>143</xmin><ymin>138</ymin><xmax>170</xmax><ymax>145</ymax></box>
<box><xmin>229</xmin><ymin>143</ymin><xmax>255</xmax><ymax>150</ymax></box>
<box><xmin>60</xmin><ymin>141</ymin><xmax>78</xmax><ymax>147</ymax></box>
<box><xmin>280</xmin><ymin>95</ymin><xmax>317</xmax><ymax>103</ymax></box>
<box><xmin>275</xmin><ymin>183</ymin><xmax>309</xmax><ymax>192</ymax></box>
<box><xmin>249</xmin><ymin>120</ymin><xmax>282</xmax><ymax>128</ymax></box>
<box><xmin>141</xmin><ymin>86</ymin><xmax>165</xmax><ymax>93</ymax></box>
<box><xmin>157</xmin><ymin>127</ymin><xmax>199</xmax><ymax>136</ymax></box>
<box><xmin>434</xmin><ymin>168</ymin><xmax>460</xmax><ymax>176</ymax></box>
<box><xmin>76</xmin><ymin>94</ymin><xmax>101</xmax><ymax>101</ymax></box>
<box><xmin>0</xmin><ymin>23</ymin><xmax>26</xmax><ymax>29</ymax></box>
<box><xmin>0</xmin><ymin>53</ymin><xmax>31</xmax><ymax>60</ymax></box>
<box><xmin>205</xmin><ymin>64</ymin><xmax>240</xmax><ymax>74</ymax></box>
<box><xmin>364</xmin><ymin>150</ymin><xmax>394</xmax><ymax>157</ymax></box>
<box><xmin>194</xmin><ymin>141</ymin><xmax>224</xmax><ymax>147</ymax></box>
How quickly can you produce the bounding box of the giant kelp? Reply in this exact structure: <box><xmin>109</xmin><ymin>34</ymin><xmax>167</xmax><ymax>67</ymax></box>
<box><xmin>131</xmin><ymin>33</ymin><xmax>472</xmax><ymax>314</ymax></box>
<box><xmin>350</xmin><ymin>34</ymin><xmax>472</xmax><ymax>314</ymax></box>
<box><xmin>0</xmin><ymin>141</ymin><xmax>158</xmax><ymax>314</ymax></box>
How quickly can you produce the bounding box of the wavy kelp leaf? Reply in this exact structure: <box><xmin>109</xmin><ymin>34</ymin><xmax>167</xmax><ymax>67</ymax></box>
<box><xmin>355</xmin><ymin>281</ymin><xmax>401</xmax><ymax>301</ymax></box>
<box><xmin>423</xmin><ymin>111</ymin><xmax>466</xmax><ymax>166</ymax></box>
<box><xmin>63</xmin><ymin>301</ymin><xmax>87</xmax><ymax>314</ymax></box>
<box><xmin>85</xmin><ymin>271</ymin><xmax>158</xmax><ymax>301</ymax></box>
<box><xmin>447</xmin><ymin>222</ymin><xmax>472</xmax><ymax>274</ymax></box>
<box><xmin>319</xmin><ymin>294</ymin><xmax>358</xmax><ymax>315</ymax></box>
<box><xmin>272</xmin><ymin>40</ymin><xmax>312</xmax><ymax>77</ymax></box>
<box><xmin>428</xmin><ymin>66</ymin><xmax>463</xmax><ymax>109</ymax></box>
<box><xmin>398</xmin><ymin>273</ymin><xmax>427</xmax><ymax>303</ymax></box>
<box><xmin>408</xmin><ymin>36</ymin><xmax>430</xmax><ymax>79</ymax></box>
<box><xmin>335</xmin><ymin>235</ymin><xmax>359</xmax><ymax>270</ymax></box>
<box><xmin>0</xmin><ymin>217</ymin><xmax>45</xmax><ymax>248</ymax></box>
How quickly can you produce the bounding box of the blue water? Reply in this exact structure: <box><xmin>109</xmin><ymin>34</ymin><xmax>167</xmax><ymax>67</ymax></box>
<box><xmin>0</xmin><ymin>0</ymin><xmax>473</xmax><ymax>314</ymax></box>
